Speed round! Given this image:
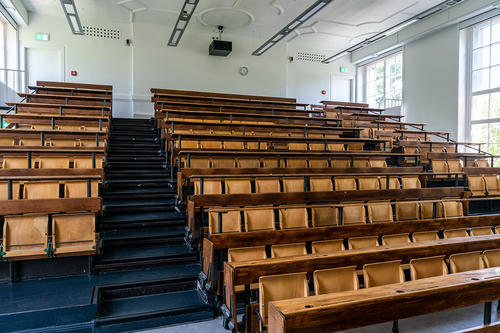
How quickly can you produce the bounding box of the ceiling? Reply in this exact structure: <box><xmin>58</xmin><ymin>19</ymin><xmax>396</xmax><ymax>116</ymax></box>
<box><xmin>22</xmin><ymin>0</ymin><xmax>451</xmax><ymax>53</ymax></box>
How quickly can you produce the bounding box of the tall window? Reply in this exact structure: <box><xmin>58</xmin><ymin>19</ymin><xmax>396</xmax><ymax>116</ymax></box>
<box><xmin>364</xmin><ymin>52</ymin><xmax>403</xmax><ymax>109</ymax></box>
<box><xmin>468</xmin><ymin>17</ymin><xmax>500</xmax><ymax>158</ymax></box>
<box><xmin>0</xmin><ymin>11</ymin><xmax>22</xmax><ymax>107</ymax></box>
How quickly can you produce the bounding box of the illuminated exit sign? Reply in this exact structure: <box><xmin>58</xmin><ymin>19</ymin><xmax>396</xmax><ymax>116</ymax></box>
<box><xmin>340</xmin><ymin>67</ymin><xmax>349</xmax><ymax>73</ymax></box>
<box><xmin>35</xmin><ymin>33</ymin><xmax>50</xmax><ymax>41</ymax></box>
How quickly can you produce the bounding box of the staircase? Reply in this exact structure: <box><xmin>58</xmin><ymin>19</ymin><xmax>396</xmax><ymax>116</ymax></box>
<box><xmin>93</xmin><ymin>118</ymin><xmax>214</xmax><ymax>332</ymax></box>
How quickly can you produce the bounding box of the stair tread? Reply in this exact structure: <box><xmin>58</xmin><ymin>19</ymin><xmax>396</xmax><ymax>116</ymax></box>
<box><xmin>103</xmin><ymin>188</ymin><xmax>175</xmax><ymax>195</ymax></box>
<box><xmin>100</xmin><ymin>226</ymin><xmax>185</xmax><ymax>241</ymax></box>
<box><xmin>98</xmin><ymin>244</ymin><xmax>192</xmax><ymax>262</ymax></box>
<box><xmin>103</xmin><ymin>199</ymin><xmax>176</xmax><ymax>207</ymax></box>
<box><xmin>102</xmin><ymin>211</ymin><xmax>183</xmax><ymax>223</ymax></box>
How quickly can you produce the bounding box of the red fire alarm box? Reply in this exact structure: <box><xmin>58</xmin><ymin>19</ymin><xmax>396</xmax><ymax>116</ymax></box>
<box><xmin>321</xmin><ymin>90</ymin><xmax>327</xmax><ymax>95</ymax></box>
<box><xmin>71</xmin><ymin>71</ymin><xmax>77</xmax><ymax>76</ymax></box>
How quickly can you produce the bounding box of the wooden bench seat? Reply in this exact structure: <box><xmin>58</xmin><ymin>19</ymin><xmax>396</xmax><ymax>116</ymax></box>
<box><xmin>2</xmin><ymin>114</ymin><xmax>109</xmax><ymax>131</ymax></box>
<box><xmin>19</xmin><ymin>92</ymin><xmax>111</xmax><ymax>107</ymax></box>
<box><xmin>6</xmin><ymin>102</ymin><xmax>111</xmax><ymax>117</ymax></box>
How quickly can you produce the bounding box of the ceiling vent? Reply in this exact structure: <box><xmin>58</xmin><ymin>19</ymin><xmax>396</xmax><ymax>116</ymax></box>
<box><xmin>296</xmin><ymin>52</ymin><xmax>326</xmax><ymax>63</ymax></box>
<box><xmin>83</xmin><ymin>26</ymin><xmax>121</xmax><ymax>39</ymax></box>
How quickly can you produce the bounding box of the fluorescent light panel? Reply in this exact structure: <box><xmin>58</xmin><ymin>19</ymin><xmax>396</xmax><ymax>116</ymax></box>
<box><xmin>59</xmin><ymin>0</ymin><xmax>84</xmax><ymax>35</ymax></box>
<box><xmin>168</xmin><ymin>0</ymin><xmax>199</xmax><ymax>47</ymax></box>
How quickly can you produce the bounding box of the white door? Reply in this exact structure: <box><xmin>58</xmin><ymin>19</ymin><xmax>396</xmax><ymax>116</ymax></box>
<box><xmin>330</xmin><ymin>76</ymin><xmax>353</xmax><ymax>102</ymax></box>
<box><xmin>26</xmin><ymin>48</ymin><xmax>63</xmax><ymax>86</ymax></box>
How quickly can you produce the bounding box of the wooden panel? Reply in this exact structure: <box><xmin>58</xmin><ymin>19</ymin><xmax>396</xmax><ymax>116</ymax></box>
<box><xmin>36</xmin><ymin>81</ymin><xmax>112</xmax><ymax>92</ymax></box>
<box><xmin>0</xmin><ymin>197</ymin><xmax>102</xmax><ymax>215</ymax></box>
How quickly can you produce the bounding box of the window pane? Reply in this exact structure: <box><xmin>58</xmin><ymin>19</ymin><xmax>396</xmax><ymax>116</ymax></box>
<box><xmin>489</xmin><ymin>123</ymin><xmax>500</xmax><ymax>145</ymax></box>
<box><xmin>491</xmin><ymin>92</ymin><xmax>500</xmax><ymax>119</ymax></box>
<box><xmin>492</xmin><ymin>21</ymin><xmax>500</xmax><ymax>44</ymax></box>
<box><xmin>472</xmin><ymin>68</ymin><xmax>490</xmax><ymax>91</ymax></box>
<box><xmin>375</xmin><ymin>62</ymin><xmax>384</xmax><ymax>80</ymax></box>
<box><xmin>471</xmin><ymin>123</ymin><xmax>489</xmax><ymax>143</ymax></box>
<box><xmin>471</xmin><ymin>94</ymin><xmax>490</xmax><ymax>120</ymax></box>
<box><xmin>492</xmin><ymin>44</ymin><xmax>500</xmax><ymax>66</ymax></box>
<box><xmin>473</xmin><ymin>46</ymin><xmax>490</xmax><ymax>70</ymax></box>
<box><xmin>491</xmin><ymin>65</ymin><xmax>500</xmax><ymax>89</ymax></box>
<box><xmin>474</xmin><ymin>23</ymin><xmax>491</xmax><ymax>48</ymax></box>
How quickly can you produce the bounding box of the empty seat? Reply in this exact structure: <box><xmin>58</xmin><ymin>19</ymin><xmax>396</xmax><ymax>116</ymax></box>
<box><xmin>244</xmin><ymin>209</ymin><xmax>275</xmax><ymax>231</ymax></box>
<box><xmin>51</xmin><ymin>213</ymin><xmax>96</xmax><ymax>256</ymax></box>
<box><xmin>255</xmin><ymin>178</ymin><xmax>280</xmax><ymax>193</ymax></box>
<box><xmin>431</xmin><ymin>159</ymin><xmax>448</xmax><ymax>175</ymax></box>
<box><xmin>311</xmin><ymin>239</ymin><xmax>344</xmax><ymax>254</ymax></box>
<box><xmin>308</xmin><ymin>158</ymin><xmax>329</xmax><ymax>168</ymax></box>
<box><xmin>259</xmin><ymin>272</ymin><xmax>308</xmax><ymax>326</ymax></box>
<box><xmin>224</xmin><ymin>141</ymin><xmax>245</xmax><ymax>150</ymax></box>
<box><xmin>282</xmin><ymin>177</ymin><xmax>304</xmax><ymax>192</ymax></box>
<box><xmin>449</xmin><ymin>251</ymin><xmax>482</xmax><ymax>273</ymax></box>
<box><xmin>412</xmin><ymin>231</ymin><xmax>439</xmax><ymax>242</ymax></box>
<box><xmin>237</xmin><ymin>158</ymin><xmax>260</xmax><ymax>168</ymax></box>
<box><xmin>176</xmin><ymin>140</ymin><xmax>198</xmax><ymax>149</ymax></box>
<box><xmin>187</xmin><ymin>157</ymin><xmax>210</xmax><ymax>168</ymax></box>
<box><xmin>395</xmin><ymin>201</ymin><xmax>421</xmax><ymax>221</ymax></box>
<box><xmin>309</xmin><ymin>143</ymin><xmax>326</xmax><ymax>151</ymax></box>
<box><xmin>401</xmin><ymin>176</ymin><xmax>421</xmax><ymax>189</ymax></box>
<box><xmin>352</xmin><ymin>159</ymin><xmax>370</xmax><ymax>168</ymax></box>
<box><xmin>441</xmin><ymin>201</ymin><xmax>463</xmax><ymax>218</ymax></box>
<box><xmin>262</xmin><ymin>158</ymin><xmax>278</xmax><ymax>168</ymax></box>
<box><xmin>311</xmin><ymin>206</ymin><xmax>338</xmax><ymax>227</ymax></box>
<box><xmin>2</xmin><ymin>156</ymin><xmax>28</xmax><ymax>169</ymax></box>
<box><xmin>330</xmin><ymin>159</ymin><xmax>350</xmax><ymax>168</ymax></box>
<box><xmin>2</xmin><ymin>214</ymin><xmax>49</xmax><ymax>260</ymax></box>
<box><xmin>358</xmin><ymin>177</ymin><xmax>380</xmax><ymax>190</ymax></box>
<box><xmin>367</xmin><ymin>202</ymin><xmax>393</xmax><ymax>223</ymax></box>
<box><xmin>48</xmin><ymin>139</ymin><xmax>77</xmax><ymax>147</ymax></box>
<box><xmin>484</xmin><ymin>175</ymin><xmax>500</xmax><ymax>195</ymax></box>
<box><xmin>443</xmin><ymin>228</ymin><xmax>469</xmax><ymax>239</ymax></box>
<box><xmin>334</xmin><ymin>177</ymin><xmax>357</xmax><ymax>191</ymax></box>
<box><xmin>348</xmin><ymin>236</ymin><xmax>379</xmax><ymax>250</ymax></box>
<box><xmin>0</xmin><ymin>138</ymin><xmax>14</xmax><ymax>146</ymax></box>
<box><xmin>38</xmin><ymin>157</ymin><xmax>71</xmax><ymax>169</ymax></box>
<box><xmin>468</xmin><ymin>175</ymin><xmax>486</xmax><ymax>197</ymax></box>
<box><xmin>447</xmin><ymin>159</ymin><xmax>463</xmax><ymax>173</ymax></box>
<box><xmin>23</xmin><ymin>181</ymin><xmax>60</xmax><ymax>199</ymax></box>
<box><xmin>225</xmin><ymin>179</ymin><xmax>252</xmax><ymax>194</ymax></box>
<box><xmin>228</xmin><ymin>246</ymin><xmax>267</xmax><ymax>292</ymax></box>
<box><xmin>279</xmin><ymin>208</ymin><xmax>308</xmax><ymax>230</ymax></box>
<box><xmin>474</xmin><ymin>159</ymin><xmax>490</xmax><ymax>167</ymax></box>
<box><xmin>200</xmin><ymin>140</ymin><xmax>222</xmax><ymax>149</ymax></box>
<box><xmin>342</xmin><ymin>203</ymin><xmax>366</xmax><ymax>225</ymax></box>
<box><xmin>211</xmin><ymin>158</ymin><xmax>235</xmax><ymax>168</ymax></box>
<box><xmin>382</xmin><ymin>233</ymin><xmax>411</xmax><ymax>246</ymax></box>
<box><xmin>64</xmin><ymin>180</ymin><xmax>99</xmax><ymax>198</ymax></box>
<box><xmin>286</xmin><ymin>158</ymin><xmax>308</xmax><ymax>168</ymax></box>
<box><xmin>469</xmin><ymin>226</ymin><xmax>494</xmax><ymax>236</ymax></box>
<box><xmin>369</xmin><ymin>159</ymin><xmax>388</xmax><ymax>168</ymax></box>
<box><xmin>247</xmin><ymin>141</ymin><xmax>268</xmax><ymax>150</ymax></box>
<box><xmin>347</xmin><ymin>143</ymin><xmax>364</xmax><ymax>151</ymax></box>
<box><xmin>313</xmin><ymin>266</ymin><xmax>359</xmax><ymax>295</ymax></box>
<box><xmin>379</xmin><ymin>177</ymin><xmax>401</xmax><ymax>190</ymax></box>
<box><xmin>309</xmin><ymin>177</ymin><xmax>332</xmax><ymax>192</ymax></box>
<box><xmin>363</xmin><ymin>260</ymin><xmax>404</xmax><ymax>288</ymax></box>
<box><xmin>209</xmin><ymin>210</ymin><xmax>241</xmax><ymax>234</ymax></box>
<box><xmin>327</xmin><ymin>144</ymin><xmax>345</xmax><ymax>151</ymax></box>
<box><xmin>410</xmin><ymin>255</ymin><xmax>448</xmax><ymax>280</ymax></box>
<box><xmin>482</xmin><ymin>249</ymin><xmax>500</xmax><ymax>268</ymax></box>
<box><xmin>288</xmin><ymin>143</ymin><xmax>308</xmax><ymax>151</ymax></box>
<box><xmin>420</xmin><ymin>201</ymin><xmax>443</xmax><ymax>219</ymax></box>
<box><xmin>74</xmin><ymin>156</ymin><xmax>103</xmax><ymax>169</ymax></box>
<box><xmin>0</xmin><ymin>181</ymin><xmax>21</xmax><ymax>200</ymax></box>
<box><xmin>20</xmin><ymin>138</ymin><xmax>42</xmax><ymax>146</ymax></box>
<box><xmin>193</xmin><ymin>179</ymin><xmax>222</xmax><ymax>195</ymax></box>
<box><xmin>271</xmin><ymin>243</ymin><xmax>307</xmax><ymax>258</ymax></box>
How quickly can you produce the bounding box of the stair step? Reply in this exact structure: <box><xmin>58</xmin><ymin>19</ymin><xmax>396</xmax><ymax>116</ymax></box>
<box><xmin>101</xmin><ymin>211</ymin><xmax>184</xmax><ymax>224</ymax></box>
<box><xmin>100</xmin><ymin>226</ymin><xmax>185</xmax><ymax>242</ymax></box>
<box><xmin>104</xmin><ymin>198</ymin><xmax>176</xmax><ymax>207</ymax></box>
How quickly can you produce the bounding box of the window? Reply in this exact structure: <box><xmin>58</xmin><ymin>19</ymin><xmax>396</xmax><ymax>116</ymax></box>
<box><xmin>466</xmin><ymin>16</ymin><xmax>500</xmax><ymax>160</ymax></box>
<box><xmin>0</xmin><ymin>11</ymin><xmax>23</xmax><ymax>108</ymax></box>
<box><xmin>364</xmin><ymin>52</ymin><xmax>403</xmax><ymax>109</ymax></box>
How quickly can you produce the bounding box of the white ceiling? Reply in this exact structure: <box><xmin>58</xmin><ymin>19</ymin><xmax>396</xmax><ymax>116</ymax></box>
<box><xmin>22</xmin><ymin>0</ymin><xmax>450</xmax><ymax>53</ymax></box>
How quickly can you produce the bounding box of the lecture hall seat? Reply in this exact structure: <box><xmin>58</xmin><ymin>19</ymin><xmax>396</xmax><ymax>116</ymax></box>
<box><xmin>208</xmin><ymin>210</ymin><xmax>241</xmax><ymax>234</ymax></box>
<box><xmin>484</xmin><ymin>175</ymin><xmax>500</xmax><ymax>195</ymax></box>
<box><xmin>64</xmin><ymin>180</ymin><xmax>99</xmax><ymax>198</ymax></box>
<box><xmin>23</xmin><ymin>181</ymin><xmax>60</xmax><ymax>199</ymax></box>
<box><xmin>311</xmin><ymin>206</ymin><xmax>338</xmax><ymax>227</ymax></box>
<box><xmin>362</xmin><ymin>260</ymin><xmax>405</xmax><ymax>288</ymax></box>
<box><xmin>409</xmin><ymin>255</ymin><xmax>448</xmax><ymax>280</ymax></box>
<box><xmin>313</xmin><ymin>266</ymin><xmax>359</xmax><ymax>295</ymax></box>
<box><xmin>282</xmin><ymin>177</ymin><xmax>304</xmax><ymax>192</ymax></box>
<box><xmin>358</xmin><ymin>177</ymin><xmax>380</xmax><ymax>190</ymax></box>
<box><xmin>225</xmin><ymin>178</ymin><xmax>252</xmax><ymax>194</ymax></box>
<box><xmin>342</xmin><ymin>203</ymin><xmax>367</xmax><ymax>225</ymax></box>
<box><xmin>255</xmin><ymin>178</ymin><xmax>281</xmax><ymax>193</ymax></box>
<box><xmin>193</xmin><ymin>179</ymin><xmax>222</xmax><ymax>195</ymax></box>
<box><xmin>395</xmin><ymin>201</ymin><xmax>421</xmax><ymax>221</ymax></box>
<box><xmin>482</xmin><ymin>249</ymin><xmax>500</xmax><ymax>268</ymax></box>
<box><xmin>244</xmin><ymin>208</ymin><xmax>276</xmax><ymax>232</ymax></box>
<box><xmin>381</xmin><ymin>233</ymin><xmax>411</xmax><ymax>246</ymax></box>
<box><xmin>271</xmin><ymin>243</ymin><xmax>307</xmax><ymax>258</ymax></box>
<box><xmin>309</xmin><ymin>177</ymin><xmax>332</xmax><ymax>192</ymax></box>
<box><xmin>279</xmin><ymin>207</ymin><xmax>308</xmax><ymax>230</ymax></box>
<box><xmin>51</xmin><ymin>213</ymin><xmax>96</xmax><ymax>257</ymax></box>
<box><xmin>367</xmin><ymin>202</ymin><xmax>394</xmax><ymax>223</ymax></box>
<box><xmin>449</xmin><ymin>251</ymin><xmax>483</xmax><ymax>273</ymax></box>
<box><xmin>228</xmin><ymin>246</ymin><xmax>267</xmax><ymax>292</ymax></box>
<box><xmin>2</xmin><ymin>214</ymin><xmax>49</xmax><ymax>260</ymax></box>
<box><xmin>469</xmin><ymin>226</ymin><xmax>494</xmax><ymax>236</ymax></box>
<box><xmin>334</xmin><ymin>177</ymin><xmax>357</xmax><ymax>191</ymax></box>
<box><xmin>311</xmin><ymin>239</ymin><xmax>344</xmax><ymax>254</ymax></box>
<box><xmin>468</xmin><ymin>175</ymin><xmax>486</xmax><ymax>197</ymax></box>
<box><xmin>443</xmin><ymin>228</ymin><xmax>469</xmax><ymax>239</ymax></box>
<box><xmin>412</xmin><ymin>231</ymin><xmax>439</xmax><ymax>242</ymax></box>
<box><xmin>348</xmin><ymin>236</ymin><xmax>379</xmax><ymax>250</ymax></box>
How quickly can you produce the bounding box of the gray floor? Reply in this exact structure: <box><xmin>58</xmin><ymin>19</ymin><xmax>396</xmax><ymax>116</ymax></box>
<box><xmin>141</xmin><ymin>303</ymin><xmax>499</xmax><ymax>333</ymax></box>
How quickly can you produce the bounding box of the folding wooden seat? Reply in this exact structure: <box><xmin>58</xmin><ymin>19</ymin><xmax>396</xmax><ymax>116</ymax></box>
<box><xmin>311</xmin><ymin>206</ymin><xmax>338</xmax><ymax>227</ymax></box>
<box><xmin>468</xmin><ymin>175</ymin><xmax>486</xmax><ymax>197</ymax></box>
<box><xmin>79</xmin><ymin>139</ymin><xmax>105</xmax><ymax>148</ymax></box>
<box><xmin>262</xmin><ymin>158</ymin><xmax>278</xmax><ymax>168</ymax></box>
<box><xmin>347</xmin><ymin>143</ymin><xmax>364</xmax><ymax>151</ymax></box>
<box><xmin>327</xmin><ymin>144</ymin><xmax>345</xmax><ymax>151</ymax></box>
<box><xmin>395</xmin><ymin>201</ymin><xmax>421</xmax><ymax>221</ymax></box>
<box><xmin>211</xmin><ymin>158</ymin><xmax>236</xmax><ymax>168</ymax></box>
<box><xmin>363</xmin><ymin>260</ymin><xmax>404</xmax><ymax>288</ymax></box>
<box><xmin>0</xmin><ymin>138</ymin><xmax>14</xmax><ymax>146</ymax></box>
<box><xmin>184</xmin><ymin>157</ymin><xmax>210</xmax><ymax>168</ymax></box>
<box><xmin>286</xmin><ymin>158</ymin><xmax>308</xmax><ymax>168</ymax></box>
<box><xmin>308</xmin><ymin>158</ymin><xmax>329</xmax><ymax>168</ymax></box>
<box><xmin>20</xmin><ymin>138</ymin><xmax>42</xmax><ymax>146</ymax></box>
<box><xmin>470</xmin><ymin>226</ymin><xmax>494</xmax><ymax>236</ymax></box>
<box><xmin>324</xmin><ymin>134</ymin><xmax>340</xmax><ymax>139</ymax></box>
<box><xmin>409</xmin><ymin>255</ymin><xmax>448</xmax><ymax>280</ymax></box>
<box><xmin>449</xmin><ymin>251</ymin><xmax>482</xmax><ymax>273</ymax></box>
<box><xmin>447</xmin><ymin>159</ymin><xmax>463</xmax><ymax>173</ymax></box>
<box><xmin>255</xmin><ymin>178</ymin><xmax>280</xmax><ymax>193</ymax></box>
<box><xmin>288</xmin><ymin>143</ymin><xmax>308</xmax><ymax>151</ymax></box>
<box><xmin>348</xmin><ymin>236</ymin><xmax>379</xmax><ymax>250</ymax></box>
<box><xmin>309</xmin><ymin>177</ymin><xmax>332</xmax><ymax>192</ymax></box>
<box><xmin>2</xmin><ymin>214</ymin><xmax>49</xmax><ymax>260</ymax></box>
<box><xmin>282</xmin><ymin>177</ymin><xmax>305</xmax><ymax>192</ymax></box>
<box><xmin>176</xmin><ymin>140</ymin><xmax>199</xmax><ymax>149</ymax></box>
<box><xmin>271</xmin><ymin>243</ymin><xmax>307</xmax><ymax>258</ymax></box>
<box><xmin>49</xmin><ymin>139</ymin><xmax>77</xmax><ymax>147</ymax></box>
<box><xmin>208</xmin><ymin>210</ymin><xmax>241</xmax><ymax>234</ymax></box>
<box><xmin>2</xmin><ymin>156</ymin><xmax>28</xmax><ymax>169</ymax></box>
<box><xmin>244</xmin><ymin>208</ymin><xmax>276</xmax><ymax>232</ymax></box>
<box><xmin>382</xmin><ymin>233</ymin><xmax>411</xmax><ymax>246</ymax></box>
<box><xmin>74</xmin><ymin>156</ymin><xmax>104</xmax><ymax>169</ymax></box>
<box><xmin>259</xmin><ymin>272</ymin><xmax>308</xmax><ymax>326</ymax></box>
<box><xmin>246</xmin><ymin>141</ymin><xmax>268</xmax><ymax>150</ymax></box>
<box><xmin>482</xmin><ymin>249</ymin><xmax>500</xmax><ymax>268</ymax></box>
<box><xmin>369</xmin><ymin>159</ymin><xmax>388</xmax><ymax>168</ymax></box>
<box><xmin>279</xmin><ymin>207</ymin><xmax>308</xmax><ymax>230</ymax></box>
<box><xmin>0</xmin><ymin>181</ymin><xmax>21</xmax><ymax>200</ymax></box>
<box><xmin>431</xmin><ymin>159</ymin><xmax>448</xmax><ymax>176</ymax></box>
<box><xmin>359</xmin><ymin>128</ymin><xmax>372</xmax><ymax>138</ymax></box>
<box><xmin>412</xmin><ymin>231</ymin><xmax>439</xmax><ymax>242</ymax></box>
<box><xmin>311</xmin><ymin>239</ymin><xmax>344</xmax><ymax>254</ymax></box>
<box><xmin>225</xmin><ymin>178</ymin><xmax>252</xmax><ymax>194</ymax></box>
<box><xmin>334</xmin><ymin>177</ymin><xmax>357</xmax><ymax>191</ymax></box>
<box><xmin>443</xmin><ymin>228</ymin><xmax>469</xmax><ymax>239</ymax></box>
<box><xmin>23</xmin><ymin>181</ymin><xmax>60</xmax><ymax>199</ymax></box>
<box><xmin>367</xmin><ymin>202</ymin><xmax>393</xmax><ymax>223</ymax></box>
<box><xmin>379</xmin><ymin>177</ymin><xmax>400</xmax><ymax>190</ymax></box>
<box><xmin>64</xmin><ymin>180</ymin><xmax>99</xmax><ymax>198</ymax></box>
<box><xmin>237</xmin><ymin>158</ymin><xmax>260</xmax><ymax>168</ymax></box>
<box><xmin>313</xmin><ymin>266</ymin><xmax>358</xmax><ymax>295</ymax></box>
<box><xmin>193</xmin><ymin>179</ymin><xmax>222</xmax><ymax>195</ymax></box>
<box><xmin>51</xmin><ymin>213</ymin><xmax>96</xmax><ymax>257</ymax></box>
<box><xmin>484</xmin><ymin>175</ymin><xmax>500</xmax><ymax>195</ymax></box>
<box><xmin>342</xmin><ymin>203</ymin><xmax>366</xmax><ymax>225</ymax></box>
<box><xmin>309</xmin><ymin>143</ymin><xmax>326</xmax><ymax>151</ymax></box>
<box><xmin>31</xmin><ymin>124</ymin><xmax>53</xmax><ymax>130</ymax></box>
<box><xmin>38</xmin><ymin>156</ymin><xmax>71</xmax><ymax>169</ymax></box>
<box><xmin>228</xmin><ymin>246</ymin><xmax>267</xmax><ymax>291</ymax></box>
<box><xmin>330</xmin><ymin>159</ymin><xmax>350</xmax><ymax>168</ymax></box>
<box><xmin>352</xmin><ymin>159</ymin><xmax>370</xmax><ymax>168</ymax></box>
<box><xmin>441</xmin><ymin>201</ymin><xmax>463</xmax><ymax>218</ymax></box>
<box><xmin>224</xmin><ymin>141</ymin><xmax>245</xmax><ymax>150</ymax></box>
<box><xmin>474</xmin><ymin>159</ymin><xmax>490</xmax><ymax>167</ymax></box>
<box><xmin>200</xmin><ymin>140</ymin><xmax>222</xmax><ymax>149</ymax></box>
<box><xmin>307</xmin><ymin>133</ymin><xmax>324</xmax><ymax>139</ymax></box>
<box><xmin>358</xmin><ymin>177</ymin><xmax>380</xmax><ymax>190</ymax></box>
<box><xmin>420</xmin><ymin>201</ymin><xmax>443</xmax><ymax>219</ymax></box>
<box><xmin>401</xmin><ymin>176</ymin><xmax>421</xmax><ymax>189</ymax></box>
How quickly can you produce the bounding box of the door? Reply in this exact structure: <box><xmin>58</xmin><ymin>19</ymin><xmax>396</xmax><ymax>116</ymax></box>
<box><xmin>26</xmin><ymin>48</ymin><xmax>63</xmax><ymax>86</ymax></box>
<box><xmin>330</xmin><ymin>76</ymin><xmax>354</xmax><ymax>102</ymax></box>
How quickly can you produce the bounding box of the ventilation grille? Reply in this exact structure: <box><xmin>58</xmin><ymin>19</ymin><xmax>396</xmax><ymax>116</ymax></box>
<box><xmin>296</xmin><ymin>52</ymin><xmax>326</xmax><ymax>63</ymax></box>
<box><xmin>83</xmin><ymin>26</ymin><xmax>121</xmax><ymax>39</ymax></box>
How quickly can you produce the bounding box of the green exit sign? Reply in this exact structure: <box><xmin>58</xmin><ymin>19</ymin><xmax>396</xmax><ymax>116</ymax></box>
<box><xmin>340</xmin><ymin>67</ymin><xmax>349</xmax><ymax>73</ymax></box>
<box><xmin>35</xmin><ymin>33</ymin><xmax>49</xmax><ymax>41</ymax></box>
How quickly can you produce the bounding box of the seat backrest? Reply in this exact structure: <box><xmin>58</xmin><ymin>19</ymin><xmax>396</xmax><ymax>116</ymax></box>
<box><xmin>313</xmin><ymin>266</ymin><xmax>358</xmax><ymax>295</ymax></box>
<box><xmin>288</xmin><ymin>143</ymin><xmax>308</xmax><ymax>151</ymax></box>
<box><xmin>369</xmin><ymin>159</ymin><xmax>387</xmax><ymax>168</ymax></box>
<box><xmin>447</xmin><ymin>159</ymin><xmax>463</xmax><ymax>173</ymax></box>
<box><xmin>441</xmin><ymin>201</ymin><xmax>463</xmax><ymax>218</ymax></box>
<box><xmin>449</xmin><ymin>251</ymin><xmax>482</xmax><ymax>273</ymax></box>
<box><xmin>20</xmin><ymin>138</ymin><xmax>42</xmax><ymax>146</ymax></box>
<box><xmin>334</xmin><ymin>177</ymin><xmax>357</xmax><ymax>191</ymax></box>
<box><xmin>342</xmin><ymin>204</ymin><xmax>366</xmax><ymax>225</ymax></box>
<box><xmin>484</xmin><ymin>175</ymin><xmax>500</xmax><ymax>193</ymax></box>
<box><xmin>259</xmin><ymin>272</ymin><xmax>308</xmax><ymax>325</ymax></box>
<box><xmin>381</xmin><ymin>233</ymin><xmax>411</xmax><ymax>246</ymax></box>
<box><xmin>38</xmin><ymin>157</ymin><xmax>70</xmax><ymax>169</ymax></box>
<box><xmin>255</xmin><ymin>178</ymin><xmax>281</xmax><ymax>193</ymax></box>
<box><xmin>468</xmin><ymin>175</ymin><xmax>486</xmax><ymax>196</ymax></box>
<box><xmin>211</xmin><ymin>158</ymin><xmax>235</xmax><ymax>168</ymax></box>
<box><xmin>358</xmin><ymin>177</ymin><xmax>380</xmax><ymax>190</ymax></box>
<box><xmin>247</xmin><ymin>141</ymin><xmax>268</xmax><ymax>150</ymax></box>
<box><xmin>225</xmin><ymin>179</ymin><xmax>252</xmax><ymax>194</ymax></box>
<box><xmin>348</xmin><ymin>236</ymin><xmax>379</xmax><ymax>250</ymax></box>
<box><xmin>23</xmin><ymin>181</ymin><xmax>60</xmax><ymax>199</ymax></box>
<box><xmin>469</xmin><ymin>226</ymin><xmax>494</xmax><ymax>236</ymax></box>
<box><xmin>395</xmin><ymin>201</ymin><xmax>421</xmax><ymax>221</ymax></box>
<box><xmin>244</xmin><ymin>209</ymin><xmax>275</xmax><ymax>231</ymax></box>
<box><xmin>352</xmin><ymin>159</ymin><xmax>370</xmax><ymax>168</ymax></box>
<box><xmin>0</xmin><ymin>181</ymin><xmax>21</xmax><ymax>200</ymax></box>
<box><xmin>193</xmin><ymin>179</ymin><xmax>222</xmax><ymax>195</ymax></box>
<box><xmin>327</xmin><ymin>144</ymin><xmax>345</xmax><ymax>151</ymax></box>
<box><xmin>401</xmin><ymin>176</ymin><xmax>421</xmax><ymax>189</ymax></box>
<box><xmin>2</xmin><ymin>156</ymin><xmax>28</xmax><ymax>169</ymax></box>
<box><xmin>209</xmin><ymin>210</ymin><xmax>241</xmax><ymax>234</ymax></box>
<box><xmin>420</xmin><ymin>201</ymin><xmax>443</xmax><ymax>219</ymax></box>
<box><xmin>363</xmin><ymin>260</ymin><xmax>404</xmax><ymax>288</ymax></box>
<box><xmin>443</xmin><ymin>228</ymin><xmax>469</xmax><ymax>239</ymax></box>
<box><xmin>262</xmin><ymin>158</ymin><xmax>278</xmax><ymax>168</ymax></box>
<box><xmin>482</xmin><ymin>249</ymin><xmax>500</xmax><ymax>268</ymax></box>
<box><xmin>412</xmin><ymin>231</ymin><xmax>439</xmax><ymax>242</ymax></box>
<box><xmin>286</xmin><ymin>158</ymin><xmax>308</xmax><ymax>168</ymax></box>
<box><xmin>347</xmin><ymin>143</ymin><xmax>364</xmax><ymax>151</ymax></box>
<box><xmin>237</xmin><ymin>158</ymin><xmax>261</xmax><ymax>168</ymax></box>
<box><xmin>311</xmin><ymin>206</ymin><xmax>338</xmax><ymax>227</ymax></box>
<box><xmin>3</xmin><ymin>214</ymin><xmax>49</xmax><ymax>257</ymax></box>
<box><xmin>188</xmin><ymin>157</ymin><xmax>211</xmax><ymax>168</ymax></box>
<box><xmin>474</xmin><ymin>159</ymin><xmax>490</xmax><ymax>167</ymax></box>
<box><xmin>431</xmin><ymin>159</ymin><xmax>449</xmax><ymax>173</ymax></box>
<box><xmin>64</xmin><ymin>180</ymin><xmax>99</xmax><ymax>198</ymax></box>
<box><xmin>379</xmin><ymin>177</ymin><xmax>400</xmax><ymax>190</ymax></box>
<box><xmin>311</xmin><ymin>239</ymin><xmax>344</xmax><ymax>254</ymax></box>
<box><xmin>228</xmin><ymin>246</ymin><xmax>267</xmax><ymax>262</ymax></box>
<box><xmin>308</xmin><ymin>158</ymin><xmax>329</xmax><ymax>168</ymax></box>
<box><xmin>410</xmin><ymin>255</ymin><xmax>448</xmax><ymax>280</ymax></box>
<box><xmin>367</xmin><ymin>202</ymin><xmax>393</xmax><ymax>223</ymax></box>
<box><xmin>282</xmin><ymin>177</ymin><xmax>305</xmax><ymax>192</ymax></box>
<box><xmin>176</xmin><ymin>140</ymin><xmax>199</xmax><ymax>149</ymax></box>
<box><xmin>309</xmin><ymin>143</ymin><xmax>326</xmax><ymax>151</ymax></box>
<box><xmin>309</xmin><ymin>177</ymin><xmax>332</xmax><ymax>192</ymax></box>
<box><xmin>200</xmin><ymin>140</ymin><xmax>222</xmax><ymax>149</ymax></box>
<box><xmin>271</xmin><ymin>243</ymin><xmax>307</xmax><ymax>258</ymax></box>
<box><xmin>224</xmin><ymin>141</ymin><xmax>245</xmax><ymax>150</ymax></box>
<box><xmin>330</xmin><ymin>159</ymin><xmax>350</xmax><ymax>168</ymax></box>
<box><xmin>74</xmin><ymin>156</ymin><xmax>103</xmax><ymax>169</ymax></box>
<box><xmin>51</xmin><ymin>213</ymin><xmax>95</xmax><ymax>253</ymax></box>
<box><xmin>279</xmin><ymin>208</ymin><xmax>308</xmax><ymax>230</ymax></box>
<box><xmin>48</xmin><ymin>139</ymin><xmax>77</xmax><ymax>147</ymax></box>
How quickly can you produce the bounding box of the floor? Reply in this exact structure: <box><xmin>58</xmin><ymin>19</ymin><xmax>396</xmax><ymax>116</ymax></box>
<box><xmin>142</xmin><ymin>304</ymin><xmax>499</xmax><ymax>333</ymax></box>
